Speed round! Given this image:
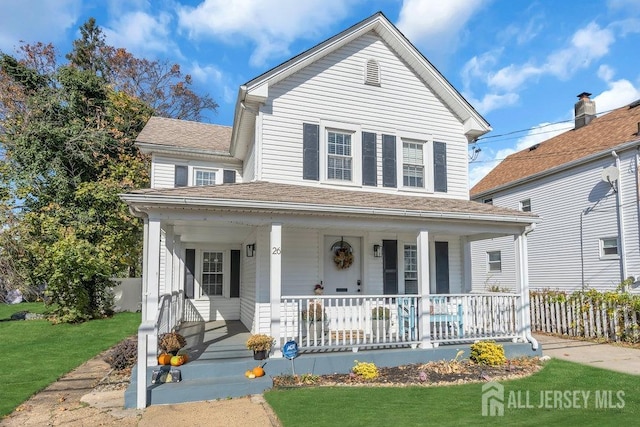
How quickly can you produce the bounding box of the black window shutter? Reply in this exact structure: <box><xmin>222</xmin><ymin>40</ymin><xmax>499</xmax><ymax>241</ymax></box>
<box><xmin>433</xmin><ymin>141</ymin><xmax>447</xmax><ymax>192</ymax></box>
<box><xmin>362</xmin><ymin>132</ymin><xmax>377</xmax><ymax>186</ymax></box>
<box><xmin>382</xmin><ymin>134</ymin><xmax>396</xmax><ymax>188</ymax></box>
<box><xmin>184</xmin><ymin>249</ymin><xmax>195</xmax><ymax>299</ymax></box>
<box><xmin>382</xmin><ymin>240</ymin><xmax>398</xmax><ymax>294</ymax></box>
<box><xmin>223</xmin><ymin>169</ymin><xmax>236</xmax><ymax>183</ymax></box>
<box><xmin>230</xmin><ymin>250</ymin><xmax>240</xmax><ymax>298</ymax></box>
<box><xmin>302</xmin><ymin>123</ymin><xmax>319</xmax><ymax>180</ymax></box>
<box><xmin>175</xmin><ymin>165</ymin><xmax>188</xmax><ymax>187</ymax></box>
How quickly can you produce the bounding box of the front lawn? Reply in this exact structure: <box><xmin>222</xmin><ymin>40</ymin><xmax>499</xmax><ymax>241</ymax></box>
<box><xmin>0</xmin><ymin>302</ymin><xmax>140</xmax><ymax>417</ymax></box>
<box><xmin>265</xmin><ymin>359</ymin><xmax>639</xmax><ymax>426</ymax></box>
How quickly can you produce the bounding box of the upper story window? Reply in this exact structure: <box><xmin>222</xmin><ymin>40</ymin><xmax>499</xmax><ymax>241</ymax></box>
<box><xmin>487</xmin><ymin>251</ymin><xmax>502</xmax><ymax>272</ymax></box>
<box><xmin>520</xmin><ymin>199</ymin><xmax>531</xmax><ymax>212</ymax></box>
<box><xmin>483</xmin><ymin>198</ymin><xmax>493</xmax><ymax>205</ymax></box>
<box><xmin>600</xmin><ymin>237</ymin><xmax>619</xmax><ymax>259</ymax></box>
<box><xmin>327</xmin><ymin>130</ymin><xmax>353</xmax><ymax>181</ymax></box>
<box><xmin>403</xmin><ymin>141</ymin><xmax>424</xmax><ymax>188</ymax></box>
<box><xmin>194</xmin><ymin>168</ymin><xmax>216</xmax><ymax>186</ymax></box>
<box><xmin>364</xmin><ymin>59</ymin><xmax>380</xmax><ymax>86</ymax></box>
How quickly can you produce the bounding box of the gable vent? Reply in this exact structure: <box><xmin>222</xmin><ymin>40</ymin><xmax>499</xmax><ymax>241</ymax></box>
<box><xmin>364</xmin><ymin>59</ymin><xmax>380</xmax><ymax>86</ymax></box>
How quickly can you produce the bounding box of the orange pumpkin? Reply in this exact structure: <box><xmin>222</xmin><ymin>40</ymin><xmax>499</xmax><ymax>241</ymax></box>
<box><xmin>158</xmin><ymin>353</ymin><xmax>172</xmax><ymax>365</ymax></box>
<box><xmin>252</xmin><ymin>366</ymin><xmax>265</xmax><ymax>377</ymax></box>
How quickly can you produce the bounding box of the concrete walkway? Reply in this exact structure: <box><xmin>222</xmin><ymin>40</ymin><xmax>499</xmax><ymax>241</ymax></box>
<box><xmin>534</xmin><ymin>333</ymin><xmax>640</xmax><ymax>375</ymax></box>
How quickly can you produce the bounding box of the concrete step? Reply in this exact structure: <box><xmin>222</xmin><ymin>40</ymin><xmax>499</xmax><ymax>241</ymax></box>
<box><xmin>125</xmin><ymin>372</ymin><xmax>273</xmax><ymax>406</ymax></box>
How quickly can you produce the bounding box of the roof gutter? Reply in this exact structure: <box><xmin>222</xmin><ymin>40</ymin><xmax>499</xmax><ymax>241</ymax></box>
<box><xmin>136</xmin><ymin>142</ymin><xmax>238</xmax><ymax>161</ymax></box>
<box><xmin>473</xmin><ymin>137</ymin><xmax>640</xmax><ymax>199</ymax></box>
<box><xmin>229</xmin><ymin>86</ymin><xmax>248</xmax><ymax>158</ymax></box>
<box><xmin>120</xmin><ymin>194</ymin><xmax>539</xmax><ymax>225</ymax></box>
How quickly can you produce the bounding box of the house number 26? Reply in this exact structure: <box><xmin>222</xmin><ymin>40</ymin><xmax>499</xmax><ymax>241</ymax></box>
<box><xmin>272</xmin><ymin>247</ymin><xmax>281</xmax><ymax>255</ymax></box>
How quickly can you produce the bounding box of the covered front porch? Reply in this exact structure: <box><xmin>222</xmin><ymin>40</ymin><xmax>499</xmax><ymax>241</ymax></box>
<box><xmin>122</xmin><ymin>182</ymin><xmax>539</xmax><ymax>408</ymax></box>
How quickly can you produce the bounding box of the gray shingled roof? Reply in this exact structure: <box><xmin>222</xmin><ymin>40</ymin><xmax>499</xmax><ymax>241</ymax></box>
<box><xmin>124</xmin><ymin>181</ymin><xmax>537</xmax><ymax>221</ymax></box>
<box><xmin>136</xmin><ymin>116</ymin><xmax>232</xmax><ymax>153</ymax></box>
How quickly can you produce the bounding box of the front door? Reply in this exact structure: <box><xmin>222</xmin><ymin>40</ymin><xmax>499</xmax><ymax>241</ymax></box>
<box><xmin>323</xmin><ymin>236</ymin><xmax>362</xmax><ymax>295</ymax></box>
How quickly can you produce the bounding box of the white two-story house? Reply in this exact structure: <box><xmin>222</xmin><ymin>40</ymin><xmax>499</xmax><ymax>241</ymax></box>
<box><xmin>122</xmin><ymin>12</ymin><xmax>539</xmax><ymax>408</ymax></box>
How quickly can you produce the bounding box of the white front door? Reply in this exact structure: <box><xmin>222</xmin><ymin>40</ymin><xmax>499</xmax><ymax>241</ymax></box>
<box><xmin>323</xmin><ymin>236</ymin><xmax>362</xmax><ymax>295</ymax></box>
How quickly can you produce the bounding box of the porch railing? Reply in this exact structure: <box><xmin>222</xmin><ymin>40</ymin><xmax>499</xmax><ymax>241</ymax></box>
<box><xmin>280</xmin><ymin>293</ymin><xmax>521</xmax><ymax>350</ymax></box>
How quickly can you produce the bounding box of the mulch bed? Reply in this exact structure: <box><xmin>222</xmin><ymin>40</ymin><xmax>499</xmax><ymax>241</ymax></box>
<box><xmin>272</xmin><ymin>357</ymin><xmax>544</xmax><ymax>388</ymax></box>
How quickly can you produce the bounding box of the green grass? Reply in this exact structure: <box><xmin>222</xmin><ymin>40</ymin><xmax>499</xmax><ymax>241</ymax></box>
<box><xmin>0</xmin><ymin>302</ymin><xmax>140</xmax><ymax>417</ymax></box>
<box><xmin>264</xmin><ymin>359</ymin><xmax>639</xmax><ymax>426</ymax></box>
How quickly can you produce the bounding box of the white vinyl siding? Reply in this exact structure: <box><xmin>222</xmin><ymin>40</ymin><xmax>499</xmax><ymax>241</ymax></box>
<box><xmin>149</xmin><ymin>155</ymin><xmax>243</xmax><ymax>188</ymax></box>
<box><xmin>259</xmin><ymin>32</ymin><xmax>469</xmax><ymax>199</ymax></box>
<box><xmin>472</xmin><ymin>151</ymin><xmax>639</xmax><ymax>292</ymax></box>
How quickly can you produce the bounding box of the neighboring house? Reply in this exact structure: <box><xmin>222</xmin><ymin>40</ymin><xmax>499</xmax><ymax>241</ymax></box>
<box><xmin>121</xmin><ymin>12</ymin><xmax>539</xmax><ymax>408</ymax></box>
<box><xmin>471</xmin><ymin>93</ymin><xmax>640</xmax><ymax>292</ymax></box>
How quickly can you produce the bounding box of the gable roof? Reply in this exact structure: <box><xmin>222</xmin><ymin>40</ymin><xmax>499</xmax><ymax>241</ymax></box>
<box><xmin>123</xmin><ymin>181</ymin><xmax>537</xmax><ymax>225</ymax></box>
<box><xmin>136</xmin><ymin>116</ymin><xmax>232</xmax><ymax>156</ymax></box>
<box><xmin>471</xmin><ymin>100</ymin><xmax>640</xmax><ymax>198</ymax></box>
<box><xmin>230</xmin><ymin>12</ymin><xmax>491</xmax><ymax>158</ymax></box>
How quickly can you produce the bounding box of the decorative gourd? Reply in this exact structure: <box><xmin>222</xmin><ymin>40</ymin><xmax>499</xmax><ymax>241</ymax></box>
<box><xmin>170</xmin><ymin>355</ymin><xmax>184</xmax><ymax>366</ymax></box>
<box><xmin>244</xmin><ymin>370</ymin><xmax>252</xmax><ymax>378</ymax></box>
<box><xmin>252</xmin><ymin>366</ymin><xmax>265</xmax><ymax>377</ymax></box>
<box><xmin>158</xmin><ymin>353</ymin><xmax>172</xmax><ymax>366</ymax></box>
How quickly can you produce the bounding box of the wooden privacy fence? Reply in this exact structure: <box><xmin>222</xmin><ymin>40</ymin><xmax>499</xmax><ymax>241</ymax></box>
<box><xmin>530</xmin><ymin>291</ymin><xmax>640</xmax><ymax>343</ymax></box>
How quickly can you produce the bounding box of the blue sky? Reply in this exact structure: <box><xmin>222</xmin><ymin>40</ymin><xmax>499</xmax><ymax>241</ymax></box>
<box><xmin>1</xmin><ymin>0</ymin><xmax>640</xmax><ymax>187</ymax></box>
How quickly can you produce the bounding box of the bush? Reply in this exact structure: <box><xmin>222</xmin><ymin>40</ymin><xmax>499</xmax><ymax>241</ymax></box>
<box><xmin>470</xmin><ymin>340</ymin><xmax>506</xmax><ymax>366</ymax></box>
<box><xmin>352</xmin><ymin>360</ymin><xmax>379</xmax><ymax>380</ymax></box>
<box><xmin>104</xmin><ymin>337</ymin><xmax>137</xmax><ymax>370</ymax></box>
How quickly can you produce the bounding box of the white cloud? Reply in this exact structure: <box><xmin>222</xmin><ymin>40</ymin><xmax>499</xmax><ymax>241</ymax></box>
<box><xmin>0</xmin><ymin>0</ymin><xmax>81</xmax><ymax>53</ymax></box>
<box><xmin>397</xmin><ymin>0</ymin><xmax>489</xmax><ymax>56</ymax></box>
<box><xmin>488</xmin><ymin>64</ymin><xmax>542</xmax><ymax>92</ymax></box>
<box><xmin>466</xmin><ymin>92</ymin><xmax>520</xmax><ymax>115</ymax></box>
<box><xmin>176</xmin><ymin>0</ymin><xmax>355</xmax><ymax>67</ymax></box>
<box><xmin>593</xmin><ymin>78</ymin><xmax>640</xmax><ymax>113</ymax></box>
<box><xmin>102</xmin><ymin>11</ymin><xmax>177</xmax><ymax>58</ymax></box>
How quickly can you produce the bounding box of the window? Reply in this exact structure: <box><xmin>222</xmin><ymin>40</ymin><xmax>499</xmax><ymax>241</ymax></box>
<box><xmin>194</xmin><ymin>169</ymin><xmax>216</xmax><ymax>186</ymax></box>
<box><xmin>202</xmin><ymin>251</ymin><xmax>223</xmax><ymax>296</ymax></box>
<box><xmin>403</xmin><ymin>141</ymin><xmax>424</xmax><ymax>187</ymax></box>
<box><xmin>327</xmin><ymin>131</ymin><xmax>352</xmax><ymax>180</ymax></box>
<box><xmin>483</xmin><ymin>198</ymin><xmax>493</xmax><ymax>205</ymax></box>
<box><xmin>600</xmin><ymin>238</ymin><xmax>619</xmax><ymax>258</ymax></box>
<box><xmin>487</xmin><ymin>251</ymin><xmax>502</xmax><ymax>272</ymax></box>
<box><xmin>520</xmin><ymin>199</ymin><xmax>531</xmax><ymax>212</ymax></box>
<box><xmin>404</xmin><ymin>244</ymin><xmax>418</xmax><ymax>294</ymax></box>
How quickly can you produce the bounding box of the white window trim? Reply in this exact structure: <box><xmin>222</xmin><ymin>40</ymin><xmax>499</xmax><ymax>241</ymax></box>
<box><xmin>396</xmin><ymin>131</ymin><xmax>434</xmax><ymax>193</ymax></box>
<box><xmin>520</xmin><ymin>199</ymin><xmax>531</xmax><ymax>212</ymax></box>
<box><xmin>193</xmin><ymin>247</ymin><xmax>231</xmax><ymax>299</ymax></box>
<box><xmin>487</xmin><ymin>251</ymin><xmax>502</xmax><ymax>273</ymax></box>
<box><xmin>600</xmin><ymin>237</ymin><xmax>620</xmax><ymax>260</ymax></box>
<box><xmin>191</xmin><ymin>167</ymin><xmax>220</xmax><ymax>186</ymax></box>
<box><xmin>319</xmin><ymin>120</ymin><xmax>361</xmax><ymax>187</ymax></box>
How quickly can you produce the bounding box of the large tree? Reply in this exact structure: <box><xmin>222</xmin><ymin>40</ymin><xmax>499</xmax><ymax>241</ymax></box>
<box><xmin>0</xmin><ymin>19</ymin><xmax>217</xmax><ymax>320</ymax></box>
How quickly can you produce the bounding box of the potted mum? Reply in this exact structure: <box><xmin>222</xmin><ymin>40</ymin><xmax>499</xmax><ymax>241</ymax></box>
<box><xmin>301</xmin><ymin>302</ymin><xmax>328</xmax><ymax>342</ymax></box>
<box><xmin>158</xmin><ymin>331</ymin><xmax>187</xmax><ymax>355</ymax></box>
<box><xmin>246</xmin><ymin>334</ymin><xmax>275</xmax><ymax>360</ymax></box>
<box><xmin>371</xmin><ymin>306</ymin><xmax>390</xmax><ymax>339</ymax></box>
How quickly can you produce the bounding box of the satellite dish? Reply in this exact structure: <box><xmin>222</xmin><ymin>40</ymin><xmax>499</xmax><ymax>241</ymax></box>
<box><xmin>601</xmin><ymin>166</ymin><xmax>619</xmax><ymax>183</ymax></box>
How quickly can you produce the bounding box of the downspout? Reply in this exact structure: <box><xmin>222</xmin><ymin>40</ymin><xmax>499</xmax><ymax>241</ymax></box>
<box><xmin>519</xmin><ymin>224</ymin><xmax>538</xmax><ymax>350</ymax></box>
<box><xmin>612</xmin><ymin>151</ymin><xmax>627</xmax><ymax>281</ymax></box>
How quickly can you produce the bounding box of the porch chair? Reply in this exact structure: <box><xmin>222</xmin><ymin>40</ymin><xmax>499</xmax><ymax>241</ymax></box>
<box><xmin>430</xmin><ymin>297</ymin><xmax>463</xmax><ymax>338</ymax></box>
<box><xmin>397</xmin><ymin>298</ymin><xmax>417</xmax><ymax>340</ymax></box>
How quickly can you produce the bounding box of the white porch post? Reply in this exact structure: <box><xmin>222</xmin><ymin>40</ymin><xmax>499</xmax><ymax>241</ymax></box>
<box><xmin>462</xmin><ymin>237</ymin><xmax>472</xmax><ymax>293</ymax></box>
<box><xmin>417</xmin><ymin>230</ymin><xmax>432</xmax><ymax>348</ymax></box>
<box><xmin>173</xmin><ymin>235</ymin><xmax>183</xmax><ymax>319</ymax></box>
<box><xmin>515</xmin><ymin>227</ymin><xmax>538</xmax><ymax>349</ymax></box>
<box><xmin>137</xmin><ymin>216</ymin><xmax>161</xmax><ymax>409</ymax></box>
<box><xmin>164</xmin><ymin>225</ymin><xmax>174</xmax><ymax>294</ymax></box>
<box><xmin>270</xmin><ymin>223</ymin><xmax>283</xmax><ymax>357</ymax></box>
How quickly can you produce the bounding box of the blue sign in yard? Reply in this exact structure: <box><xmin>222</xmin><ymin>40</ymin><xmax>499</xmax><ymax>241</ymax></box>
<box><xmin>283</xmin><ymin>340</ymin><xmax>299</xmax><ymax>359</ymax></box>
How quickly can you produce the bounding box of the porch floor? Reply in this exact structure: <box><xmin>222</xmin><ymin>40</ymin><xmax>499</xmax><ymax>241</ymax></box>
<box><xmin>124</xmin><ymin>320</ymin><xmax>542</xmax><ymax>408</ymax></box>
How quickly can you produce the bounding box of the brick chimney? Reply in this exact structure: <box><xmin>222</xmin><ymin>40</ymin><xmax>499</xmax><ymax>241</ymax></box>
<box><xmin>574</xmin><ymin>92</ymin><xmax>596</xmax><ymax>129</ymax></box>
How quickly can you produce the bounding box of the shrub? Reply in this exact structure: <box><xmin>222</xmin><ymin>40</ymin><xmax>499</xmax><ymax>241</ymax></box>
<box><xmin>104</xmin><ymin>337</ymin><xmax>137</xmax><ymax>370</ymax></box>
<box><xmin>470</xmin><ymin>340</ymin><xmax>506</xmax><ymax>366</ymax></box>
<box><xmin>158</xmin><ymin>331</ymin><xmax>186</xmax><ymax>353</ymax></box>
<box><xmin>246</xmin><ymin>334</ymin><xmax>275</xmax><ymax>351</ymax></box>
<box><xmin>301</xmin><ymin>302</ymin><xmax>325</xmax><ymax>321</ymax></box>
<box><xmin>352</xmin><ymin>360</ymin><xmax>379</xmax><ymax>380</ymax></box>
